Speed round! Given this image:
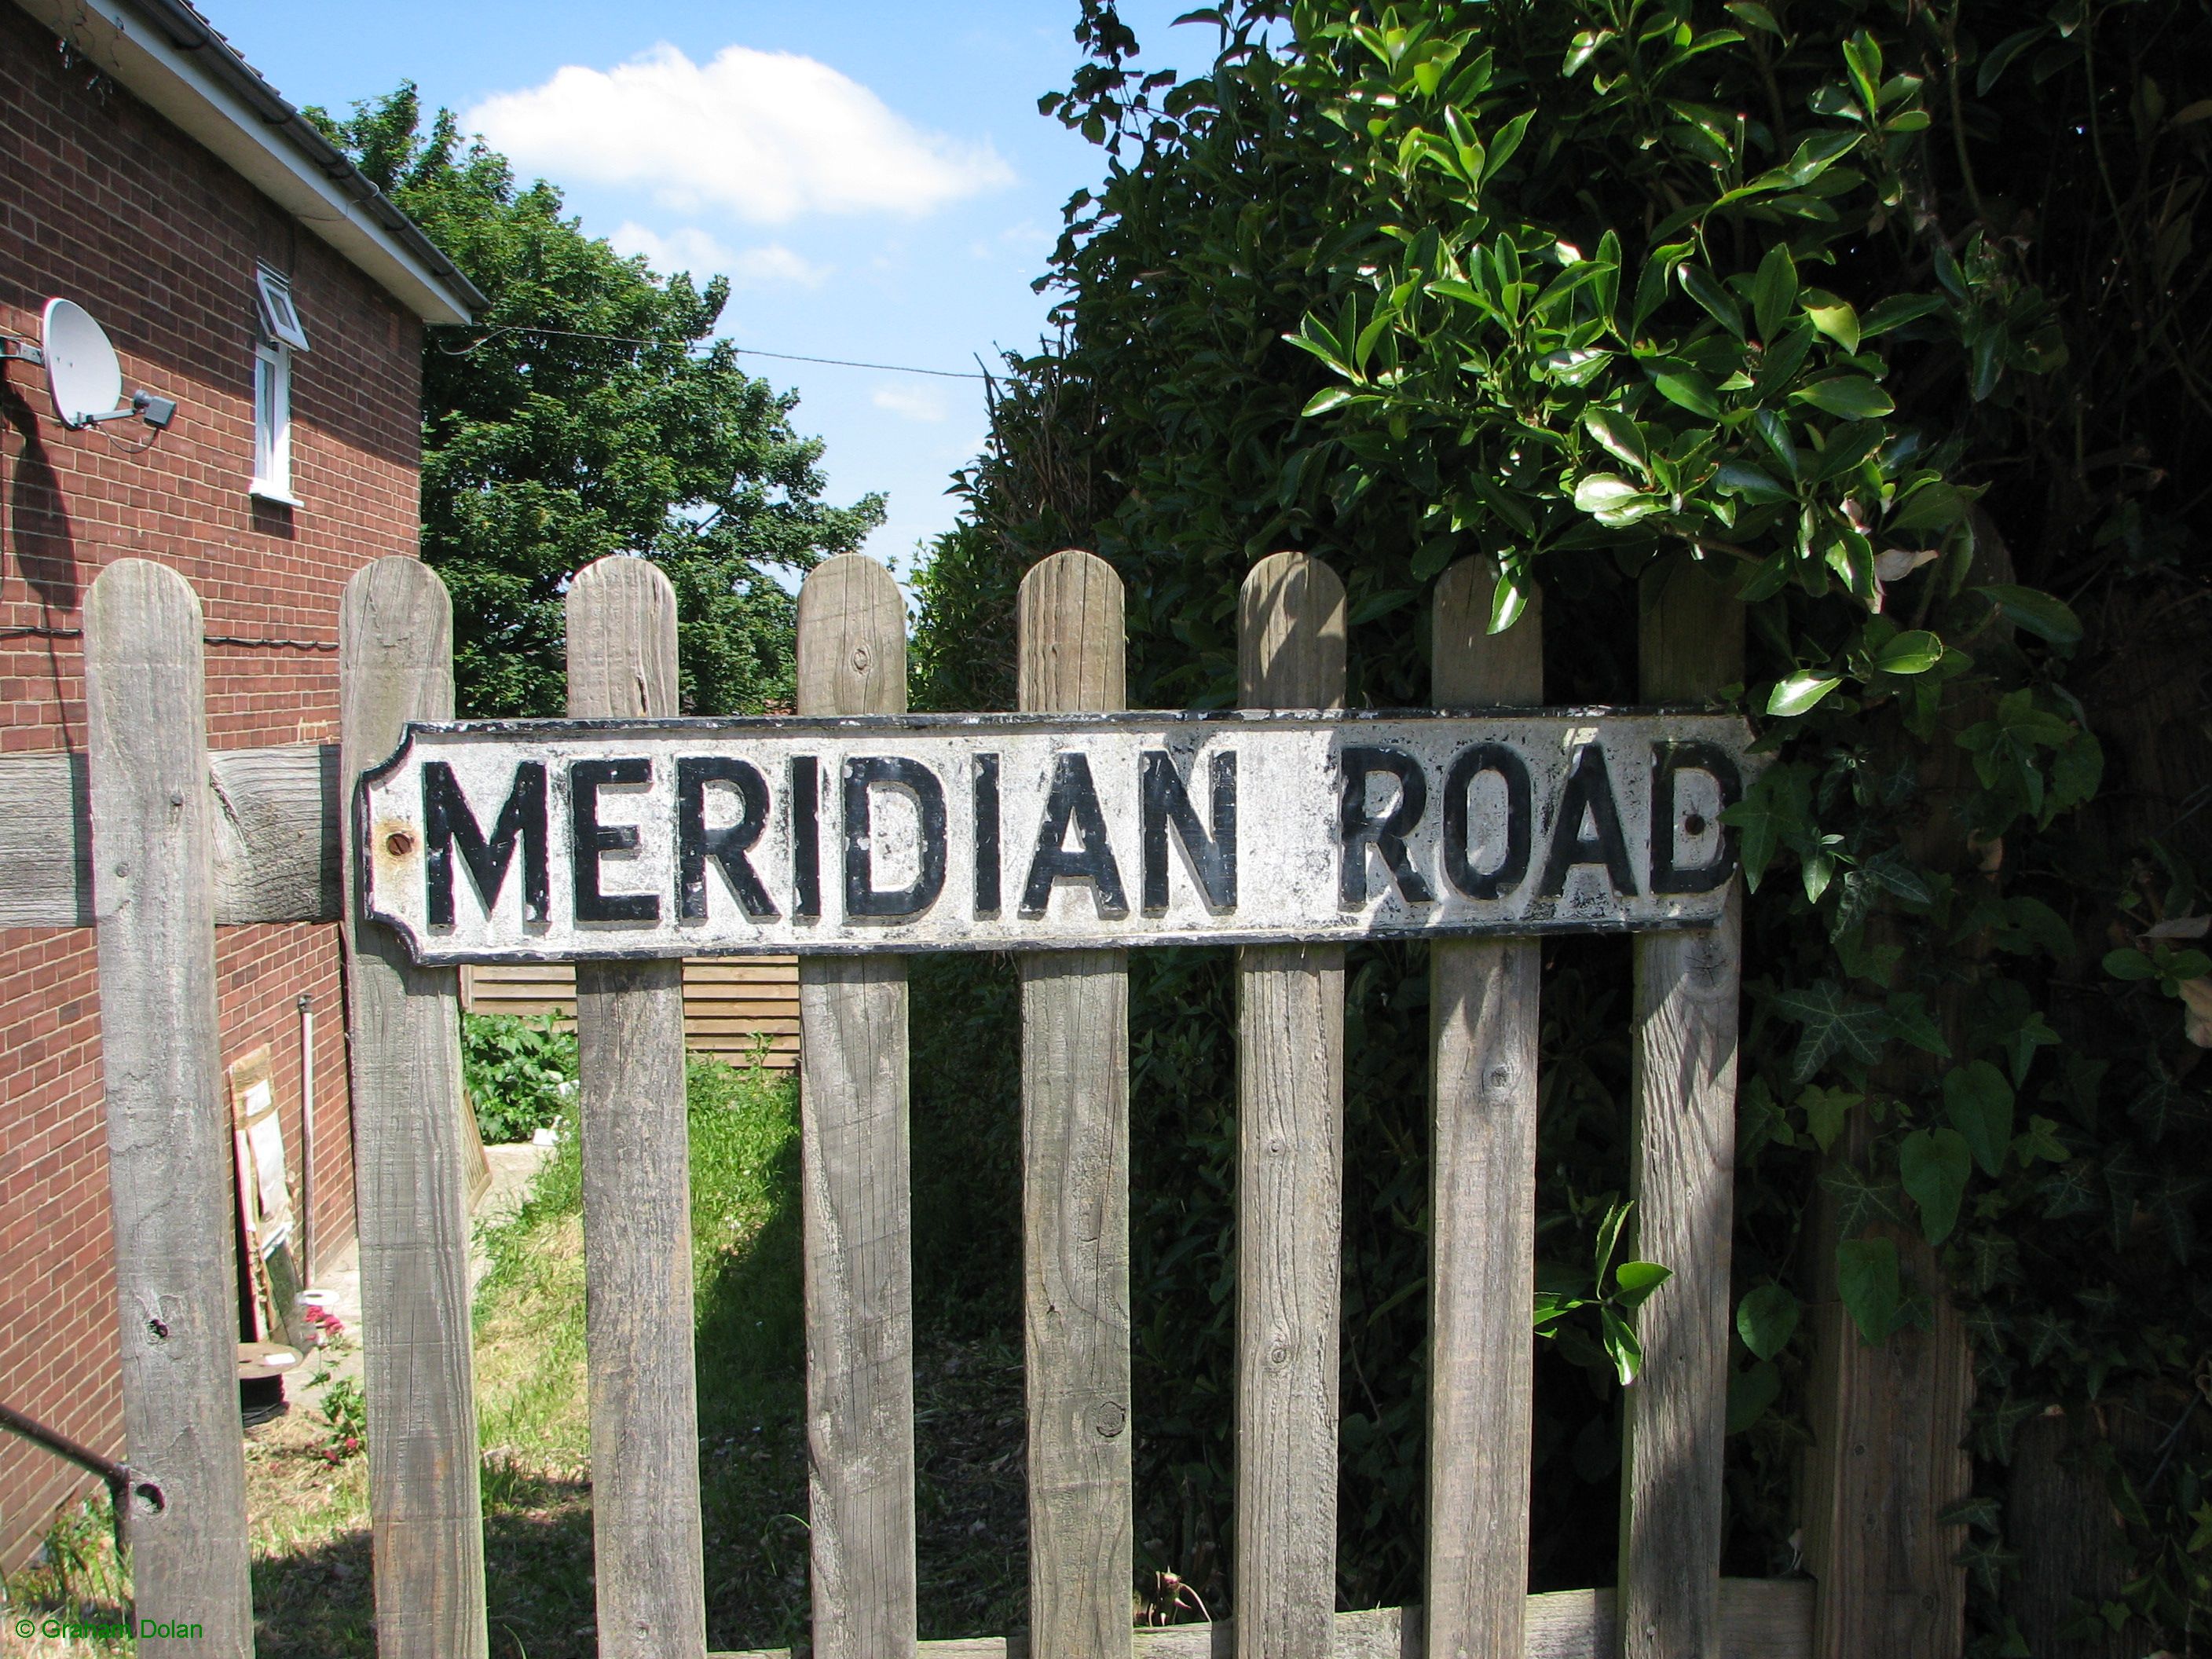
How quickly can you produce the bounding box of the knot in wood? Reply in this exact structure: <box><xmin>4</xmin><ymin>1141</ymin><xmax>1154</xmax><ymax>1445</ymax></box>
<box><xmin>1090</xmin><ymin>1398</ymin><xmax>1127</xmax><ymax>1438</ymax></box>
<box><xmin>1265</xmin><ymin>1135</ymin><xmax>1287</xmax><ymax>1158</ymax></box>
<box><xmin>850</xmin><ymin>643</ymin><xmax>872</xmax><ymax>674</ymax></box>
<box><xmin>1267</xmin><ymin>1336</ymin><xmax>1292</xmax><ymax>1368</ymax></box>
<box><xmin>1487</xmin><ymin>1066</ymin><xmax>1511</xmax><ymax>1091</ymax></box>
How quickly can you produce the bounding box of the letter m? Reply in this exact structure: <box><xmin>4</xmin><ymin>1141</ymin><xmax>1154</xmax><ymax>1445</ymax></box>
<box><xmin>423</xmin><ymin>760</ymin><xmax>548</xmax><ymax>925</ymax></box>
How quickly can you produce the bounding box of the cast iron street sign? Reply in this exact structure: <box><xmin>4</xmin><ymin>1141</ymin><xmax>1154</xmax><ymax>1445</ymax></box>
<box><xmin>359</xmin><ymin>710</ymin><xmax>1756</xmax><ymax>962</ymax></box>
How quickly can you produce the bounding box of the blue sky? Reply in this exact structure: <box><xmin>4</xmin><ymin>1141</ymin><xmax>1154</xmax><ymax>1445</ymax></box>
<box><xmin>209</xmin><ymin>1</ymin><xmax>1209</xmax><ymax>580</ymax></box>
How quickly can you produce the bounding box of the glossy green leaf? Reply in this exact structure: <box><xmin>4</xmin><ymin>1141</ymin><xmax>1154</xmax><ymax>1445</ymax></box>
<box><xmin>1768</xmin><ymin>670</ymin><xmax>1842</xmax><ymax>716</ymax></box>
<box><xmin>1869</xmin><ymin>630</ymin><xmax>1943</xmax><ymax>675</ymax></box>
<box><xmin>1801</xmin><ymin>289</ymin><xmax>1861</xmax><ymax>353</ymax></box>
<box><xmin>1583</xmin><ymin>408</ymin><xmax>1648</xmax><ymax>474</ymax></box>
<box><xmin>1976</xmin><ymin>584</ymin><xmax>2083</xmax><ymax>646</ymax></box>
<box><xmin>1752</xmin><ymin>244</ymin><xmax>1798</xmax><ymax>341</ymax></box>
<box><xmin>1653</xmin><ymin>368</ymin><xmax>1723</xmax><ymax>419</ymax></box>
<box><xmin>1793</xmin><ymin>376</ymin><xmax>1895</xmax><ymax>419</ymax></box>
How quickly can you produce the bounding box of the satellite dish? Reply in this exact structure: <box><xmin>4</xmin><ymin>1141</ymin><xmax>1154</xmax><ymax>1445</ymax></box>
<box><xmin>41</xmin><ymin>298</ymin><xmax>124</xmax><ymax>429</ymax></box>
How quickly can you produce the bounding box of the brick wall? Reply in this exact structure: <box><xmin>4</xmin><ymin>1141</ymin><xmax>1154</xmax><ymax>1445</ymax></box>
<box><xmin>0</xmin><ymin>5</ymin><xmax>427</xmax><ymax>1566</ymax></box>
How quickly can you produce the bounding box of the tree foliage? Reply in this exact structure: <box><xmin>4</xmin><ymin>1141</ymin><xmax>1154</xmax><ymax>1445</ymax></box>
<box><xmin>309</xmin><ymin>86</ymin><xmax>883</xmax><ymax>717</ymax></box>
<box><xmin>914</xmin><ymin>0</ymin><xmax>2212</xmax><ymax>1638</ymax></box>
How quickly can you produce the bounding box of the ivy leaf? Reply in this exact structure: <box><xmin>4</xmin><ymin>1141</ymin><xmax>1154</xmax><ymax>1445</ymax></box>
<box><xmin>1799</xmin><ymin>1084</ymin><xmax>1863</xmax><ymax>1152</ymax></box>
<box><xmin>1820</xmin><ymin>1163</ymin><xmax>1910</xmax><ymax>1232</ymax></box>
<box><xmin>1899</xmin><ymin>1126</ymin><xmax>1972</xmax><ymax>1243</ymax></box>
<box><xmin>1836</xmin><ymin>1236</ymin><xmax>1906</xmax><ymax>1344</ymax></box>
<box><xmin>1793</xmin><ymin>376</ymin><xmax>1895</xmax><ymax>419</ymax></box>
<box><xmin>1736</xmin><ymin>1283</ymin><xmax>1802</xmax><ymax>1359</ymax></box>
<box><xmin>1944</xmin><ymin>1060</ymin><xmax>2016</xmax><ymax>1176</ymax></box>
<box><xmin>1975</xmin><ymin>584</ymin><xmax>2082</xmax><ymax>646</ymax></box>
<box><xmin>1771</xmin><ymin>980</ymin><xmax>1886</xmax><ymax>1079</ymax></box>
<box><xmin>1720</xmin><ymin>761</ymin><xmax>1811</xmax><ymax>890</ymax></box>
<box><xmin>1881</xmin><ymin>991</ymin><xmax>1950</xmax><ymax>1057</ymax></box>
<box><xmin>1768</xmin><ymin>670</ymin><xmax>1843</xmax><ymax>716</ymax></box>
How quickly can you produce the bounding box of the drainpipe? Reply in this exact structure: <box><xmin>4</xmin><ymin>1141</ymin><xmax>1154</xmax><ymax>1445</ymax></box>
<box><xmin>297</xmin><ymin>993</ymin><xmax>314</xmax><ymax>1286</ymax></box>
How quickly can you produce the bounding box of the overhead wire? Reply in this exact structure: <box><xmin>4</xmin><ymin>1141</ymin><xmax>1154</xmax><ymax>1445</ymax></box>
<box><xmin>435</xmin><ymin>323</ymin><xmax>991</xmax><ymax>381</ymax></box>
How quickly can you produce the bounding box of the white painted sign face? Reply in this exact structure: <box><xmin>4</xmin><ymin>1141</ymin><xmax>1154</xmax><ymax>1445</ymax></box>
<box><xmin>358</xmin><ymin>711</ymin><xmax>1756</xmax><ymax>962</ymax></box>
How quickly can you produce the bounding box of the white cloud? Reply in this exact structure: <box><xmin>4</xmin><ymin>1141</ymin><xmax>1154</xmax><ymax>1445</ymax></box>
<box><xmin>469</xmin><ymin>44</ymin><xmax>1014</xmax><ymax>224</ymax></box>
<box><xmin>872</xmin><ymin>383</ymin><xmax>949</xmax><ymax>423</ymax></box>
<box><xmin>609</xmin><ymin>222</ymin><xmax>828</xmax><ymax>288</ymax></box>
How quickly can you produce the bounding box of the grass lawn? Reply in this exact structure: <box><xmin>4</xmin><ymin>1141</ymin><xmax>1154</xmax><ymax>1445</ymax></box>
<box><xmin>2</xmin><ymin>1053</ymin><xmax>1029</xmax><ymax>1657</ymax></box>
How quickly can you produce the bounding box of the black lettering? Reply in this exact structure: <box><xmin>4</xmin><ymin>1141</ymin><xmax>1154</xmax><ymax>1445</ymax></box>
<box><xmin>843</xmin><ymin>756</ymin><xmax>948</xmax><ymax>920</ymax></box>
<box><xmin>791</xmin><ymin>756</ymin><xmax>820</xmax><ymax>920</ymax></box>
<box><xmin>423</xmin><ymin>760</ymin><xmax>547</xmax><ymax>927</ymax></box>
<box><xmin>1441</xmin><ymin>743</ymin><xmax>1532</xmax><ymax>900</ymax></box>
<box><xmin>571</xmin><ymin>758</ymin><xmax>659</xmax><ymax>923</ymax></box>
<box><xmin>1649</xmin><ymin>740</ymin><xmax>1743</xmax><ymax>894</ymax></box>
<box><xmin>973</xmin><ymin>753</ymin><xmax>1001</xmax><ymax>915</ymax></box>
<box><xmin>1020</xmin><ymin>751</ymin><xmax>1129</xmax><ymax>920</ymax></box>
<box><xmin>676</xmin><ymin>756</ymin><xmax>775</xmax><ymax>920</ymax></box>
<box><xmin>1536</xmin><ymin>744</ymin><xmax>1638</xmax><ymax>899</ymax></box>
<box><xmin>1140</xmin><ymin>749</ymin><xmax>1236</xmax><ymax>913</ymax></box>
<box><xmin>1338</xmin><ymin>746</ymin><xmax>1434</xmax><ymax>906</ymax></box>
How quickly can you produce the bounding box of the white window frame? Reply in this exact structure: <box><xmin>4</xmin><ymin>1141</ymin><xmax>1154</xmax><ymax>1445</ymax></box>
<box><xmin>254</xmin><ymin>267</ymin><xmax>311</xmax><ymax>353</ymax></box>
<box><xmin>250</xmin><ymin>338</ymin><xmax>298</xmax><ymax>506</ymax></box>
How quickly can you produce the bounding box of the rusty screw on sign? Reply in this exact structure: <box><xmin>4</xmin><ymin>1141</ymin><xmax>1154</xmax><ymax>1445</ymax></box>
<box><xmin>386</xmin><ymin>830</ymin><xmax>415</xmax><ymax>857</ymax></box>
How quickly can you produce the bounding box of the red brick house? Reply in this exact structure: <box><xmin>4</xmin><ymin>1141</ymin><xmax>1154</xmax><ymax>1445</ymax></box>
<box><xmin>0</xmin><ymin>0</ymin><xmax>481</xmax><ymax>1565</ymax></box>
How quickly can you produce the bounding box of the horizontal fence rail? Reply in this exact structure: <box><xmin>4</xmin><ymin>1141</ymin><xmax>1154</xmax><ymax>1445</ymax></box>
<box><xmin>15</xmin><ymin>544</ymin><xmax>1984</xmax><ymax>1659</ymax></box>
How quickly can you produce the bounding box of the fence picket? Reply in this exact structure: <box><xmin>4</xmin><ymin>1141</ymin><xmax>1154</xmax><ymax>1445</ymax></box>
<box><xmin>82</xmin><ymin>558</ymin><xmax>254</xmax><ymax>1656</ymax></box>
<box><xmin>1016</xmin><ymin>549</ymin><xmax>1134</xmax><ymax>1658</ymax></box>
<box><xmin>1426</xmin><ymin>555</ymin><xmax>1544</xmax><ymax>1658</ymax></box>
<box><xmin>794</xmin><ymin>554</ymin><xmax>918</xmax><ymax>1657</ymax></box>
<box><xmin>566</xmin><ymin>556</ymin><xmax>708</xmax><ymax>1659</ymax></box>
<box><xmin>1618</xmin><ymin>555</ymin><xmax>1746</xmax><ymax>1659</ymax></box>
<box><xmin>339</xmin><ymin>556</ymin><xmax>489</xmax><ymax>1659</ymax></box>
<box><xmin>1233</xmin><ymin>551</ymin><xmax>1347</xmax><ymax>1659</ymax></box>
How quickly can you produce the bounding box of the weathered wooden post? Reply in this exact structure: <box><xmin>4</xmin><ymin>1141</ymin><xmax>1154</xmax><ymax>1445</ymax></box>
<box><xmin>1234</xmin><ymin>550</ymin><xmax>1347</xmax><ymax>1659</ymax></box>
<box><xmin>1618</xmin><ymin>554</ymin><xmax>1745</xmax><ymax>1659</ymax></box>
<box><xmin>793</xmin><ymin>553</ymin><xmax>918</xmax><ymax>1657</ymax></box>
<box><xmin>83</xmin><ymin>558</ymin><xmax>254</xmax><ymax>1657</ymax></box>
<box><xmin>339</xmin><ymin>556</ymin><xmax>488</xmax><ymax>1659</ymax></box>
<box><xmin>1017</xmin><ymin>549</ymin><xmax>1134</xmax><ymax>1658</ymax></box>
<box><xmin>1425</xmin><ymin>555</ymin><xmax>1544</xmax><ymax>1659</ymax></box>
<box><xmin>567</xmin><ymin>556</ymin><xmax>707</xmax><ymax>1659</ymax></box>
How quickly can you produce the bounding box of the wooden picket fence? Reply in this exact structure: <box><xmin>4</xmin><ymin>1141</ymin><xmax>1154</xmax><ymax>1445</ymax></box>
<box><xmin>459</xmin><ymin>959</ymin><xmax>801</xmax><ymax>1068</ymax></box>
<box><xmin>2</xmin><ymin>544</ymin><xmax>1967</xmax><ymax>1659</ymax></box>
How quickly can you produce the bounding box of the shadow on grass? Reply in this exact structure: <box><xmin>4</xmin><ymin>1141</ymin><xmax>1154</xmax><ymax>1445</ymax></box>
<box><xmin>249</xmin><ymin>1465</ymin><xmax>599</xmax><ymax>1659</ymax></box>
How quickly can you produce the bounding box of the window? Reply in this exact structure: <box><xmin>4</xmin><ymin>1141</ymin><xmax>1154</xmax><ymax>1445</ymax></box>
<box><xmin>251</xmin><ymin>339</ymin><xmax>295</xmax><ymax>504</ymax></box>
<box><xmin>254</xmin><ymin>267</ymin><xmax>311</xmax><ymax>352</ymax></box>
<box><xmin>250</xmin><ymin>266</ymin><xmax>306</xmax><ymax>504</ymax></box>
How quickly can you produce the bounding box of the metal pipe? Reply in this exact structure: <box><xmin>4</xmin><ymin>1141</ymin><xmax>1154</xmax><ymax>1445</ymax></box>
<box><xmin>297</xmin><ymin>992</ymin><xmax>314</xmax><ymax>1286</ymax></box>
<box><xmin>0</xmin><ymin>1399</ymin><xmax>157</xmax><ymax>1553</ymax></box>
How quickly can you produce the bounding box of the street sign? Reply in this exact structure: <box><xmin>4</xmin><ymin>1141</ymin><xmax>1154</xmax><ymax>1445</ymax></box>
<box><xmin>358</xmin><ymin>710</ymin><xmax>1756</xmax><ymax>961</ymax></box>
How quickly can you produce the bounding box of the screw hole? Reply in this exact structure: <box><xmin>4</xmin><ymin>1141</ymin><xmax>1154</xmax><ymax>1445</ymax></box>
<box><xmin>1683</xmin><ymin>813</ymin><xmax>1708</xmax><ymax>837</ymax></box>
